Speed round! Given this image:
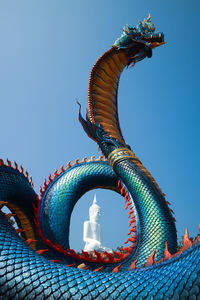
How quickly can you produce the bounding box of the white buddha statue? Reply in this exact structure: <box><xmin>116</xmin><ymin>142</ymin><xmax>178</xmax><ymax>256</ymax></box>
<box><xmin>83</xmin><ymin>194</ymin><xmax>112</xmax><ymax>253</ymax></box>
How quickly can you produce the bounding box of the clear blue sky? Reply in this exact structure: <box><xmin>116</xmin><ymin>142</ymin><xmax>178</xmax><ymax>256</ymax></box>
<box><xmin>0</xmin><ymin>0</ymin><xmax>199</xmax><ymax>251</ymax></box>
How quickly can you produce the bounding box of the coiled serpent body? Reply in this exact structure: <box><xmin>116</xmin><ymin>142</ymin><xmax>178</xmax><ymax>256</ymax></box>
<box><xmin>0</xmin><ymin>15</ymin><xmax>200</xmax><ymax>299</ymax></box>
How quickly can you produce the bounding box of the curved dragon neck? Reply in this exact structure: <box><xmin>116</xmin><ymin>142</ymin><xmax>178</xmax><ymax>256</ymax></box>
<box><xmin>87</xmin><ymin>46</ymin><xmax>178</xmax><ymax>265</ymax></box>
<box><xmin>87</xmin><ymin>46</ymin><xmax>168</xmax><ymax>209</ymax></box>
<box><xmin>88</xmin><ymin>47</ymin><xmax>129</xmax><ymax>145</ymax></box>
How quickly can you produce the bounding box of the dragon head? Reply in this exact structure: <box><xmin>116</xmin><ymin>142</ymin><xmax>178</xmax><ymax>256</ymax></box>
<box><xmin>113</xmin><ymin>14</ymin><xmax>165</xmax><ymax>65</ymax></box>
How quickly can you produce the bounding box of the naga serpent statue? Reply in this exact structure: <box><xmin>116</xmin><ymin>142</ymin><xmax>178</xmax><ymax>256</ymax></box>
<box><xmin>0</xmin><ymin>15</ymin><xmax>200</xmax><ymax>299</ymax></box>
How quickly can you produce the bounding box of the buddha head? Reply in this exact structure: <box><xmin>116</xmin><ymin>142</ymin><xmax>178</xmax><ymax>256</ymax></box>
<box><xmin>89</xmin><ymin>194</ymin><xmax>101</xmax><ymax>222</ymax></box>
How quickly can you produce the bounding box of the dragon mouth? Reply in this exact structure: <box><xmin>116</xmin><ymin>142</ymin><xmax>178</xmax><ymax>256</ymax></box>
<box><xmin>125</xmin><ymin>31</ymin><xmax>165</xmax><ymax>67</ymax></box>
<box><xmin>146</xmin><ymin>32</ymin><xmax>165</xmax><ymax>48</ymax></box>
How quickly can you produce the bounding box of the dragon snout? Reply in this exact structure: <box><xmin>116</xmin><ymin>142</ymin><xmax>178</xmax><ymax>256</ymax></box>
<box><xmin>148</xmin><ymin>32</ymin><xmax>165</xmax><ymax>48</ymax></box>
<box><xmin>150</xmin><ymin>32</ymin><xmax>164</xmax><ymax>43</ymax></box>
